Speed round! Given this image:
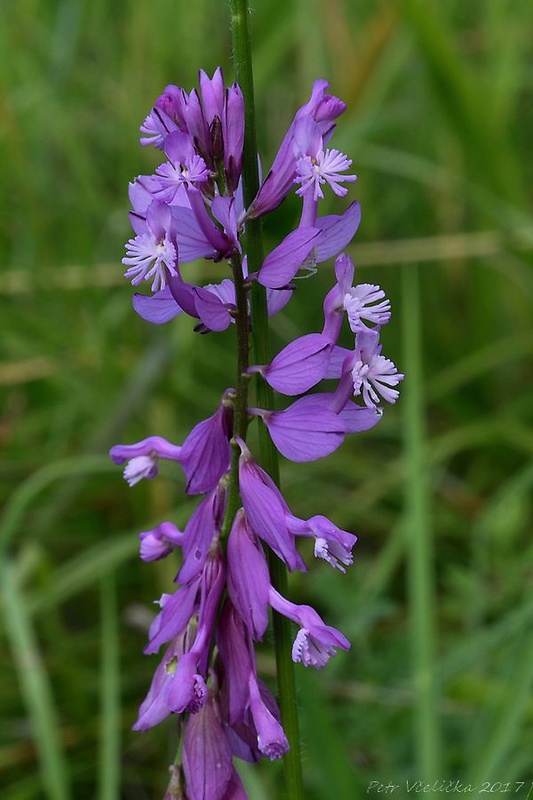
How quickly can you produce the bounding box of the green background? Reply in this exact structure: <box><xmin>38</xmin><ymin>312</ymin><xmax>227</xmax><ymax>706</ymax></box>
<box><xmin>1</xmin><ymin>0</ymin><xmax>532</xmax><ymax>797</ymax></box>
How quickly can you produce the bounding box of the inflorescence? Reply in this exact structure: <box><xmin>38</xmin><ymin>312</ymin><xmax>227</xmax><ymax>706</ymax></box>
<box><xmin>111</xmin><ymin>68</ymin><xmax>403</xmax><ymax>800</ymax></box>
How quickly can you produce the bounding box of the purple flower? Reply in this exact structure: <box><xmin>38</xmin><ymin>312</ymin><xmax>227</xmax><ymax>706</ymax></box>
<box><xmin>138</xmin><ymin>521</ymin><xmax>184</xmax><ymax>562</ymax></box>
<box><xmin>247</xmin><ymin>673</ymin><xmax>289</xmax><ymax>760</ymax></box>
<box><xmin>216</xmin><ymin>602</ymin><xmax>255</xmax><ymax>728</ymax></box>
<box><xmin>178</xmin><ymin>393</ymin><xmax>233</xmax><ymax>494</ymax></box>
<box><xmin>287</xmin><ymin>514</ymin><xmax>357</xmax><ymax>572</ymax></box>
<box><xmin>350</xmin><ymin>329</ymin><xmax>404</xmax><ymax>407</ymax></box>
<box><xmin>166</xmin><ymin>650</ymin><xmax>209</xmax><ymax>715</ymax></box>
<box><xmin>119</xmin><ymin>72</ymin><xmax>403</xmax><ymax>787</ymax></box>
<box><xmin>167</xmin><ymin>552</ymin><xmax>226</xmax><ymax>714</ymax></box>
<box><xmin>269</xmin><ymin>587</ymin><xmax>350</xmax><ymax>667</ymax></box>
<box><xmin>295</xmin><ymin>148</ymin><xmax>356</xmax><ymax>201</ymax></box>
<box><xmin>324</xmin><ymin>253</ymin><xmax>391</xmax><ymax>335</ymax></box>
<box><xmin>109</xmin><ymin>391</ymin><xmax>232</xmax><ymax>496</ymax></box>
<box><xmin>182</xmin><ymin>693</ymin><xmax>235</xmax><ymax>800</ymax></box>
<box><xmin>236</xmin><ymin>438</ymin><xmax>360</xmax><ymax>574</ymax></box>
<box><xmin>123</xmin><ymin>201</ymin><xmax>179</xmax><ymax>292</ymax></box>
<box><xmin>292</xmin><ymin>116</ymin><xmax>357</xmax><ymax>202</ymax></box>
<box><xmin>245</xmin><ymin>80</ymin><xmax>346</xmax><ymax>220</ymax></box>
<box><xmin>152</xmin><ymin>130</ymin><xmax>211</xmax><ymax>202</ymax></box>
<box><xmin>109</xmin><ymin>435</ymin><xmax>182</xmax><ymax>485</ymax></box>
<box><xmin>216</xmin><ymin>602</ymin><xmax>289</xmax><ymax>761</ymax></box>
<box><xmin>139</xmin><ymin>69</ymin><xmax>245</xmax><ymax>195</ymax></box>
<box><xmin>237</xmin><ymin>439</ymin><xmax>307</xmax><ymax>571</ymax></box>
<box><xmin>140</xmin><ymin>105</ymin><xmax>179</xmax><ymax>150</ymax></box>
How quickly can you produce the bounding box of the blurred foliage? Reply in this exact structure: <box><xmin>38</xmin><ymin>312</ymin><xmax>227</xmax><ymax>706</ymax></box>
<box><xmin>1</xmin><ymin>0</ymin><xmax>532</xmax><ymax>798</ymax></box>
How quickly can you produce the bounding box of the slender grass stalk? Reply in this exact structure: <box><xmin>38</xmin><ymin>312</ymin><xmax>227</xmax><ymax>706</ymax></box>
<box><xmin>0</xmin><ymin>558</ymin><xmax>71</xmax><ymax>800</ymax></box>
<box><xmin>468</xmin><ymin>634</ymin><xmax>533</xmax><ymax>785</ymax></box>
<box><xmin>0</xmin><ymin>455</ymin><xmax>114</xmax><ymax>556</ymax></box>
<box><xmin>98</xmin><ymin>573</ymin><xmax>121</xmax><ymax>800</ymax></box>
<box><xmin>230</xmin><ymin>2</ymin><xmax>304</xmax><ymax>797</ymax></box>
<box><xmin>401</xmin><ymin>263</ymin><xmax>441</xmax><ymax>779</ymax></box>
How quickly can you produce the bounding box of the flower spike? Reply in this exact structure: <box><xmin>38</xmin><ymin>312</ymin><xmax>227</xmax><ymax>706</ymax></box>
<box><xmin>112</xmin><ymin>66</ymin><xmax>403</xmax><ymax>799</ymax></box>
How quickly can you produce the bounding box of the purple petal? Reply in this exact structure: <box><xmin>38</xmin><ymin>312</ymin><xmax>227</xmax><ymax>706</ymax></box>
<box><xmin>338</xmin><ymin>401</ymin><xmax>383</xmax><ymax>433</ymax></box>
<box><xmin>323</xmin><ymin>345</ymin><xmax>352</xmax><ymax>379</ymax></box>
<box><xmin>198</xmin><ymin>67</ymin><xmax>225</xmax><ymax>126</ymax></box>
<box><xmin>216</xmin><ymin>602</ymin><xmax>255</xmax><ymax>725</ymax></box>
<box><xmin>170</xmin><ymin>205</ymin><xmax>219</xmax><ymax>262</ymax></box>
<box><xmin>109</xmin><ymin>436</ymin><xmax>182</xmax><ymax>465</ymax></box>
<box><xmin>245</xmin><ymin>80</ymin><xmax>346</xmax><ymax>220</ymax></box>
<box><xmin>248</xmin><ymin>676</ymin><xmax>289</xmax><ymax>760</ymax></box>
<box><xmin>164</xmin><ymin>129</ymin><xmax>195</xmax><ymax>164</ymax></box>
<box><xmin>211</xmin><ymin>196</ymin><xmax>239</xmax><ymax>247</ymax></box>
<box><xmin>266</xmin><ymin>286</ymin><xmax>294</xmax><ymax>316</ymax></box>
<box><xmin>146</xmin><ymin>200</ymin><xmax>172</xmax><ymax>241</ymax></box>
<box><xmin>179</xmin><ymin>402</ymin><xmax>232</xmax><ymax>495</ymax></box>
<box><xmin>258</xmin><ymin>395</ymin><xmax>345</xmax><ymax>462</ymax></box>
<box><xmin>222</xmin><ymin>769</ymin><xmax>249</xmax><ymax>800</ymax></box>
<box><xmin>206</xmin><ymin>278</ymin><xmax>236</xmax><ymax>306</ymax></box>
<box><xmin>145</xmin><ymin>580</ymin><xmax>201</xmax><ymax>654</ymax></box>
<box><xmin>227</xmin><ymin>511</ymin><xmax>270</xmax><ymax>640</ymax></box>
<box><xmin>194</xmin><ymin>286</ymin><xmax>233</xmax><ymax>332</ymax></box>
<box><xmin>238</xmin><ymin>453</ymin><xmax>305</xmax><ymax>571</ymax></box>
<box><xmin>129</xmin><ymin>178</ymin><xmax>157</xmax><ymax>214</ymax></box>
<box><xmin>261</xmin><ymin>333</ymin><xmax>333</xmax><ymax>395</ymax></box>
<box><xmin>314</xmin><ymin>202</ymin><xmax>361</xmax><ymax>263</ymax></box>
<box><xmin>132</xmin><ymin>286</ymin><xmax>183</xmax><ymax>324</ymax></box>
<box><xmin>133</xmin><ymin>640</ymin><xmax>182</xmax><ymax>731</ymax></box>
<box><xmin>139</xmin><ymin>521</ymin><xmax>184</xmax><ymax>562</ymax></box>
<box><xmin>293</xmin><ymin>116</ymin><xmax>323</xmax><ymax>157</ymax></box>
<box><xmin>187</xmin><ymin>189</ymin><xmax>234</xmax><ymax>256</ymax></box>
<box><xmin>258</xmin><ymin>226</ymin><xmax>322</xmax><ymax>289</ymax></box>
<box><xmin>166</xmin><ymin>652</ymin><xmax>207</xmax><ymax>714</ymax></box>
<box><xmin>168</xmin><ymin>271</ymin><xmax>199</xmax><ymax>318</ymax></box>
<box><xmin>182</xmin><ymin>697</ymin><xmax>234</xmax><ymax>800</ymax></box>
<box><xmin>334</xmin><ymin>252</ymin><xmax>355</xmax><ymax>291</ymax></box>
<box><xmin>177</xmin><ymin>488</ymin><xmax>226</xmax><ymax>584</ymax></box>
<box><xmin>128</xmin><ymin>209</ymin><xmax>148</xmax><ymax>236</ymax></box>
<box><xmin>223</xmin><ymin>84</ymin><xmax>245</xmax><ymax>192</ymax></box>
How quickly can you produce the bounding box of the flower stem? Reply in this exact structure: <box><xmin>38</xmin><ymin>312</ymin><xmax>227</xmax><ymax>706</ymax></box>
<box><xmin>230</xmin><ymin>2</ymin><xmax>304</xmax><ymax>797</ymax></box>
<box><xmin>221</xmin><ymin>252</ymin><xmax>250</xmax><ymax>538</ymax></box>
<box><xmin>402</xmin><ymin>263</ymin><xmax>441</xmax><ymax>779</ymax></box>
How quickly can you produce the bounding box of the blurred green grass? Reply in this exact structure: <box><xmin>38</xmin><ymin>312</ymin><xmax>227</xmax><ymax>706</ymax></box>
<box><xmin>1</xmin><ymin>0</ymin><xmax>532</xmax><ymax>797</ymax></box>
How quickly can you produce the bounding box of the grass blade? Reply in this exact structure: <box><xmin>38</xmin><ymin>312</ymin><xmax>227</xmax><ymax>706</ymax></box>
<box><xmin>402</xmin><ymin>263</ymin><xmax>441</xmax><ymax>778</ymax></box>
<box><xmin>0</xmin><ymin>558</ymin><xmax>71</xmax><ymax>800</ymax></box>
<box><xmin>98</xmin><ymin>573</ymin><xmax>121</xmax><ymax>800</ymax></box>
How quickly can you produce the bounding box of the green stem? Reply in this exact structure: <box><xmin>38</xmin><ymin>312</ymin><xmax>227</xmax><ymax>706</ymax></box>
<box><xmin>230</xmin><ymin>2</ymin><xmax>304</xmax><ymax>797</ymax></box>
<box><xmin>221</xmin><ymin>252</ymin><xmax>251</xmax><ymax>538</ymax></box>
<box><xmin>402</xmin><ymin>263</ymin><xmax>441</xmax><ymax>779</ymax></box>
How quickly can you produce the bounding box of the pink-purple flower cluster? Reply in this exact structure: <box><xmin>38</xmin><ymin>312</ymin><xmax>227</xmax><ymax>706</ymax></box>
<box><xmin>112</xmin><ymin>68</ymin><xmax>403</xmax><ymax>799</ymax></box>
